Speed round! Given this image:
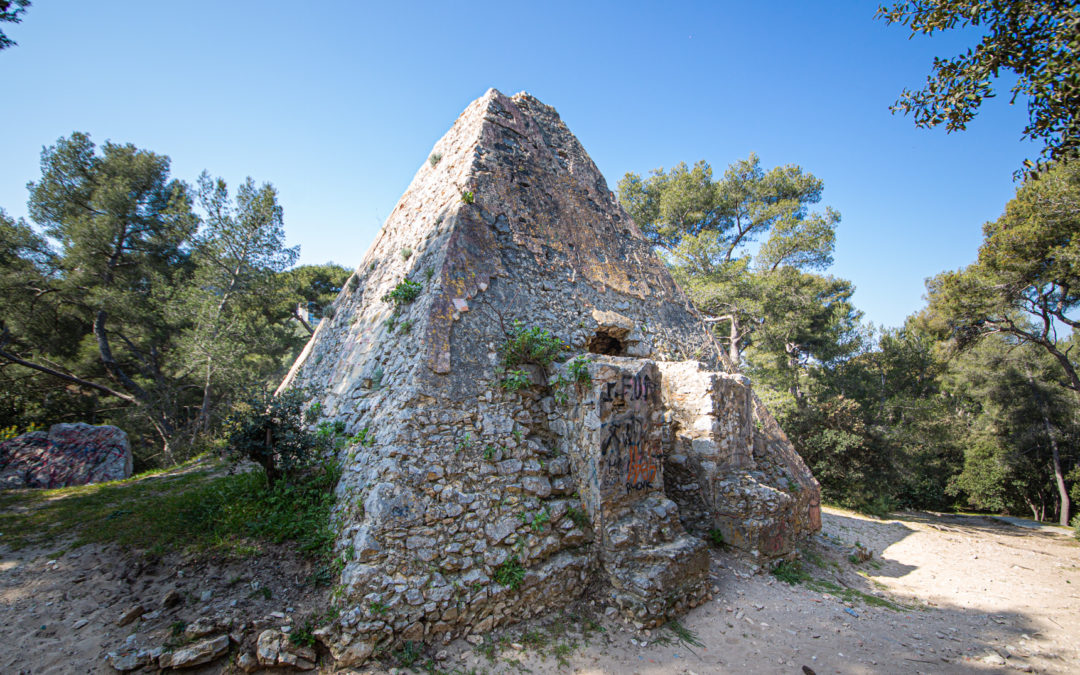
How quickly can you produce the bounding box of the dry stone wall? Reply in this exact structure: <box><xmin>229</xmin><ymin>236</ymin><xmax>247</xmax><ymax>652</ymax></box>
<box><xmin>279</xmin><ymin>89</ymin><xmax>821</xmax><ymax>666</ymax></box>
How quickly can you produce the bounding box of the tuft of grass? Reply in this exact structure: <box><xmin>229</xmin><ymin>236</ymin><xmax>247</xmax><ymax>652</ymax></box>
<box><xmin>460</xmin><ymin>190</ymin><xmax>475</xmax><ymax>204</ymax></box>
<box><xmin>771</xmin><ymin>559</ymin><xmax>812</xmax><ymax>585</ymax></box>
<box><xmin>393</xmin><ymin>640</ymin><xmax>423</xmax><ymax>668</ymax></box>
<box><xmin>289</xmin><ymin>614</ymin><xmax>318</xmax><ymax>648</ymax></box>
<box><xmin>493</xmin><ymin>555</ymin><xmax>526</xmax><ymax>589</ymax></box>
<box><xmin>666</xmin><ymin>619</ymin><xmax>704</xmax><ymax>650</ymax></box>
<box><xmin>428</xmin><ymin>152</ymin><xmax>442</xmax><ymax>167</ymax></box>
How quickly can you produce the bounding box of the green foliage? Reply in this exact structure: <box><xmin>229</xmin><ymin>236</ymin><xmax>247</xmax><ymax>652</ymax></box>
<box><xmin>381</xmin><ymin>278</ymin><xmax>422</xmax><ymax>307</ymax></box>
<box><xmin>566</xmin><ymin>506</ymin><xmax>589</xmax><ymax>528</ymax></box>
<box><xmin>289</xmin><ymin>615</ymin><xmax>319</xmax><ymax>648</ymax></box>
<box><xmin>0</xmin><ymin>133</ymin><xmax>333</xmax><ymax>468</ymax></box>
<box><xmin>0</xmin><ymin>422</ymin><xmax>41</xmax><ymax>441</ymax></box>
<box><xmin>501</xmin><ymin>369</ymin><xmax>531</xmax><ymax>392</ymax></box>
<box><xmin>706</xmin><ymin>528</ymin><xmax>726</xmax><ymax>548</ymax></box>
<box><xmin>0</xmin><ymin>0</ymin><xmax>30</xmax><ymax>51</ymax></box>
<box><xmin>400</xmin><ymin>247</ymin><xmax>412</xmax><ymax>260</ymax></box>
<box><xmin>456</xmin><ymin>432</ymin><xmax>475</xmax><ymax>453</ymax></box>
<box><xmin>620</xmin><ymin>154</ymin><xmax>843</xmax><ymax>367</ymax></box>
<box><xmin>428</xmin><ymin>152</ymin><xmax>442</xmax><ymax>167</ymax></box>
<box><xmin>223</xmin><ymin>389</ymin><xmax>324</xmax><ymax>486</ymax></box>
<box><xmin>500</xmin><ymin>321</ymin><xmax>565</xmax><ymax>369</ymax></box>
<box><xmin>460</xmin><ymin>190</ymin><xmax>475</xmax><ymax>204</ymax></box>
<box><xmin>665</xmin><ymin>620</ymin><xmax>704</xmax><ymax>650</ymax></box>
<box><xmin>397</xmin><ymin>318</ymin><xmax>414</xmax><ymax>334</ymax></box>
<box><xmin>369</xmin><ymin>600</ymin><xmax>388</xmax><ymax>615</ymax></box>
<box><xmin>521</xmin><ymin>508</ymin><xmax>550</xmax><ymax>532</ymax></box>
<box><xmin>567</xmin><ymin>355</ymin><xmax>593</xmax><ymax>385</ymax></box>
<box><xmin>493</xmin><ymin>555</ymin><xmax>526</xmax><ymax>589</ymax></box>
<box><xmin>483</xmin><ymin>444</ymin><xmax>498</xmax><ymax>461</ymax></box>
<box><xmin>770</xmin><ymin>560</ymin><xmax>811</xmax><ymax>585</ymax></box>
<box><xmin>394</xmin><ymin>641</ymin><xmax>423</xmax><ymax>668</ymax></box>
<box><xmin>876</xmin><ymin>0</ymin><xmax>1080</xmax><ymax>171</ymax></box>
<box><xmin>1071</xmin><ymin>514</ymin><xmax>1080</xmax><ymax>541</ymax></box>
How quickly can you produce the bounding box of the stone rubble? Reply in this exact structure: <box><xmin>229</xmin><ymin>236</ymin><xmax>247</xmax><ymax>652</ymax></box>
<box><xmin>278</xmin><ymin>88</ymin><xmax>822</xmax><ymax>667</ymax></box>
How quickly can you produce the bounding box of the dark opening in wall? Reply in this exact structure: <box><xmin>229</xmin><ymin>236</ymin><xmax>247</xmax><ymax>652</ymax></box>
<box><xmin>587</xmin><ymin>330</ymin><xmax>624</xmax><ymax>356</ymax></box>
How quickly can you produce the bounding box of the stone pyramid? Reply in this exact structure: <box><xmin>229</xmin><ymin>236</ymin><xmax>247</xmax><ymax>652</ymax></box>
<box><xmin>280</xmin><ymin>89</ymin><xmax>821</xmax><ymax>665</ymax></box>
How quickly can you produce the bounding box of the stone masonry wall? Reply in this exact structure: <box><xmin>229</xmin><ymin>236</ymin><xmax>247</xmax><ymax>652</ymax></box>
<box><xmin>278</xmin><ymin>89</ymin><xmax>821</xmax><ymax>666</ymax></box>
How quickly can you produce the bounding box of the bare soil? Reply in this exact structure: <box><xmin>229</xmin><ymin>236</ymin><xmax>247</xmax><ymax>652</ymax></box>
<box><xmin>1</xmin><ymin>506</ymin><xmax>1077</xmax><ymax>674</ymax></box>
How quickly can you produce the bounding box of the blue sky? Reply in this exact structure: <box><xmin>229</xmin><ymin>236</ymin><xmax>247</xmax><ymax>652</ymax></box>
<box><xmin>0</xmin><ymin>1</ymin><xmax>1038</xmax><ymax>329</ymax></box>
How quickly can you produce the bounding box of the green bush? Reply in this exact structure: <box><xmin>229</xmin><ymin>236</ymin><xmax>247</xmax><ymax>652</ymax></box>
<box><xmin>1071</xmin><ymin>514</ymin><xmax>1080</xmax><ymax>541</ymax></box>
<box><xmin>222</xmin><ymin>389</ymin><xmax>323</xmax><ymax>486</ymax></box>
<box><xmin>381</xmin><ymin>279</ymin><xmax>422</xmax><ymax>307</ymax></box>
<box><xmin>499</xmin><ymin>321</ymin><xmax>565</xmax><ymax>369</ymax></box>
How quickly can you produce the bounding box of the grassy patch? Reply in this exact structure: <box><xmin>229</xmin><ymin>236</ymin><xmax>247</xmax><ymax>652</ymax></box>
<box><xmin>771</xmin><ymin>559</ymin><xmax>911</xmax><ymax>611</ymax></box>
<box><xmin>0</xmin><ymin>457</ymin><xmax>340</xmax><ymax>560</ymax></box>
<box><xmin>771</xmin><ymin>559</ymin><xmax>812</xmax><ymax>585</ymax></box>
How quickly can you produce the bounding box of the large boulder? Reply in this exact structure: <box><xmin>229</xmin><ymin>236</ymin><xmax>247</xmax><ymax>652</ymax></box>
<box><xmin>0</xmin><ymin>423</ymin><xmax>132</xmax><ymax>489</ymax></box>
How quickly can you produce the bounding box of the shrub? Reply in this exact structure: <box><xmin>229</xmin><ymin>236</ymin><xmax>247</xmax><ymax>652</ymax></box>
<box><xmin>223</xmin><ymin>389</ymin><xmax>323</xmax><ymax>486</ymax></box>
<box><xmin>382</xmin><ymin>279</ymin><xmax>422</xmax><ymax>307</ymax></box>
<box><xmin>500</xmin><ymin>321</ymin><xmax>565</xmax><ymax>369</ymax></box>
<box><xmin>400</xmin><ymin>247</ymin><xmax>412</xmax><ymax>260</ymax></box>
<box><xmin>1072</xmin><ymin>514</ymin><xmax>1080</xmax><ymax>541</ymax></box>
<box><xmin>460</xmin><ymin>190</ymin><xmax>475</xmax><ymax>204</ymax></box>
<box><xmin>428</xmin><ymin>152</ymin><xmax>442</xmax><ymax>167</ymax></box>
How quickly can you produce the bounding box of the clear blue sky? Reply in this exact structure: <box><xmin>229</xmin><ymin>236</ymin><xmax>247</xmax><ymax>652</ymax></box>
<box><xmin>0</xmin><ymin>1</ymin><xmax>1038</xmax><ymax>329</ymax></box>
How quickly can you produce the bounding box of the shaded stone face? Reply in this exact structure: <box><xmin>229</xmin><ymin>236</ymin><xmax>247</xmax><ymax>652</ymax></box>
<box><xmin>0</xmin><ymin>423</ymin><xmax>131</xmax><ymax>489</ymax></box>
<box><xmin>279</xmin><ymin>88</ymin><xmax>821</xmax><ymax>663</ymax></box>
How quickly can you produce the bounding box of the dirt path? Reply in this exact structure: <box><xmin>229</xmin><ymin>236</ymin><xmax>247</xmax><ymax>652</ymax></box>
<box><xmin>445</xmin><ymin>507</ymin><xmax>1079</xmax><ymax>675</ymax></box>
<box><xmin>1</xmin><ymin>507</ymin><xmax>1076</xmax><ymax>674</ymax></box>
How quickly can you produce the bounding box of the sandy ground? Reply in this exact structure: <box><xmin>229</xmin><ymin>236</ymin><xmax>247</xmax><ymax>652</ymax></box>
<box><xmin>0</xmin><ymin>506</ymin><xmax>1077</xmax><ymax>674</ymax></box>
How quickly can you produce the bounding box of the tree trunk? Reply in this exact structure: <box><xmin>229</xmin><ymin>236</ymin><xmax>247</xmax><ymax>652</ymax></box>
<box><xmin>1028</xmin><ymin>372</ymin><xmax>1071</xmax><ymax>526</ymax></box>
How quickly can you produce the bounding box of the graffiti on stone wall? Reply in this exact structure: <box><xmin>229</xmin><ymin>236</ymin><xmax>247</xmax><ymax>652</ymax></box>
<box><xmin>596</xmin><ymin>370</ymin><xmax>661</xmax><ymax>494</ymax></box>
<box><xmin>598</xmin><ymin>372</ymin><xmax>652</xmax><ymax>406</ymax></box>
<box><xmin>597</xmin><ymin>399</ymin><xmax>660</xmax><ymax>495</ymax></box>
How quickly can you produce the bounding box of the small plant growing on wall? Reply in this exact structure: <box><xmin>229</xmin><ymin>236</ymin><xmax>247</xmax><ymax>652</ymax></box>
<box><xmin>400</xmin><ymin>247</ymin><xmax>412</xmax><ymax>260</ymax></box>
<box><xmin>428</xmin><ymin>152</ymin><xmax>442</xmax><ymax>167</ymax></box>
<box><xmin>500</xmin><ymin>320</ymin><xmax>565</xmax><ymax>368</ymax></box>
<box><xmin>382</xmin><ymin>278</ymin><xmax>422</xmax><ymax>307</ymax></box>
<box><xmin>493</xmin><ymin>555</ymin><xmax>526</xmax><ymax>589</ymax></box>
<box><xmin>501</xmin><ymin>369</ymin><xmax>531</xmax><ymax>391</ymax></box>
<box><xmin>567</xmin><ymin>355</ymin><xmax>593</xmax><ymax>385</ymax></box>
<box><xmin>460</xmin><ymin>190</ymin><xmax>475</xmax><ymax>204</ymax></box>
